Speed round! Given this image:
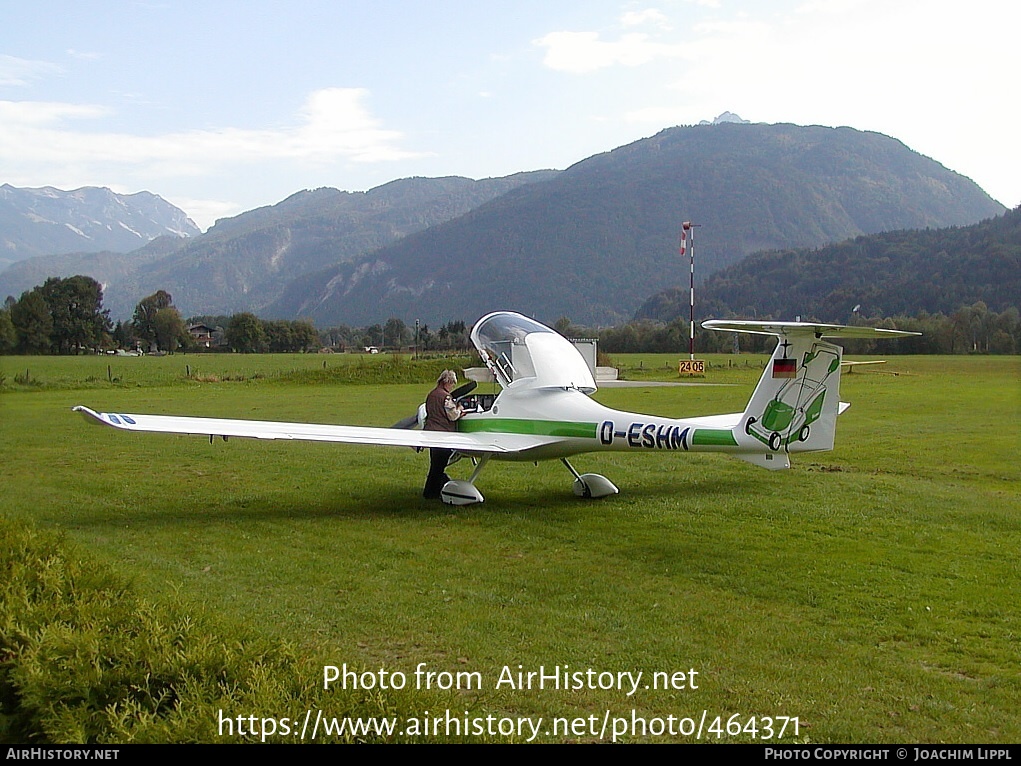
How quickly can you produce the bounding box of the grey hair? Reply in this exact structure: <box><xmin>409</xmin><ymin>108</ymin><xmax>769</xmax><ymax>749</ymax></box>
<box><xmin>437</xmin><ymin>369</ymin><xmax>457</xmax><ymax>386</ymax></box>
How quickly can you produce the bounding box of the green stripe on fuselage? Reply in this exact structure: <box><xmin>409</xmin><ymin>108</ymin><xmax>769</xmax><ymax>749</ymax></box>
<box><xmin>691</xmin><ymin>429</ymin><xmax>738</xmax><ymax>446</ymax></box>
<box><xmin>459</xmin><ymin>418</ymin><xmax>597</xmax><ymax>439</ymax></box>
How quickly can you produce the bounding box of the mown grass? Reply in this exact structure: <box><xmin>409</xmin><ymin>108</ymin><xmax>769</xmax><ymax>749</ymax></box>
<box><xmin>0</xmin><ymin>351</ymin><xmax>472</xmax><ymax>391</ymax></box>
<box><xmin>1</xmin><ymin>353</ymin><xmax>1018</xmax><ymax>743</ymax></box>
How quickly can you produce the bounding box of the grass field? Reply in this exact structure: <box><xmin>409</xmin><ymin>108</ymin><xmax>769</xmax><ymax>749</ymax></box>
<box><xmin>1</xmin><ymin>352</ymin><xmax>1018</xmax><ymax>743</ymax></box>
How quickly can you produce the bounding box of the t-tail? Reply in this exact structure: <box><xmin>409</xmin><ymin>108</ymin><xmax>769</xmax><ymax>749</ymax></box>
<box><xmin>702</xmin><ymin>321</ymin><xmax>919</xmax><ymax>471</ymax></box>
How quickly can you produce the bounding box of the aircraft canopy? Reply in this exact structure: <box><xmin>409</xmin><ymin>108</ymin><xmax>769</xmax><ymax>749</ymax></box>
<box><xmin>471</xmin><ymin>312</ymin><xmax>597</xmax><ymax>393</ymax></box>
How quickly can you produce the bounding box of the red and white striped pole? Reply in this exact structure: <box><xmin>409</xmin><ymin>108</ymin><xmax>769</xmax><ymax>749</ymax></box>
<box><xmin>680</xmin><ymin>221</ymin><xmax>697</xmax><ymax>360</ymax></box>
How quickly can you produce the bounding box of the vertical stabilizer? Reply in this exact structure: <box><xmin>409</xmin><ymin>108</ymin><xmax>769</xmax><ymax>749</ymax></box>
<box><xmin>737</xmin><ymin>332</ymin><xmax>843</xmax><ymax>454</ymax></box>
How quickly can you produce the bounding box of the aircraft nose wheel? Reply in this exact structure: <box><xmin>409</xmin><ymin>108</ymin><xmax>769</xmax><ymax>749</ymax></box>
<box><xmin>562</xmin><ymin>458</ymin><xmax>619</xmax><ymax>499</ymax></box>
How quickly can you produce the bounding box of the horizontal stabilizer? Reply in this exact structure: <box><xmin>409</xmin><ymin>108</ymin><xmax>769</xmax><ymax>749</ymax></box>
<box><xmin>703</xmin><ymin>320</ymin><xmax>919</xmax><ymax>339</ymax></box>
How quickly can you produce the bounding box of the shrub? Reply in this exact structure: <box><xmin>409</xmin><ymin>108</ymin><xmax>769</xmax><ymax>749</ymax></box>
<box><xmin>0</xmin><ymin>518</ymin><xmax>425</xmax><ymax>743</ymax></box>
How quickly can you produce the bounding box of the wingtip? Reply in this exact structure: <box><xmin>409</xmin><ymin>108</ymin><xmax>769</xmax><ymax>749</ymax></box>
<box><xmin>73</xmin><ymin>405</ymin><xmax>104</xmax><ymax>425</ymax></box>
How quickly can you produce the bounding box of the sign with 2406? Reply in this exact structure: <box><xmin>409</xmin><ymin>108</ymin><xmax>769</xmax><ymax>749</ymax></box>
<box><xmin>678</xmin><ymin>359</ymin><xmax>705</xmax><ymax>375</ymax></box>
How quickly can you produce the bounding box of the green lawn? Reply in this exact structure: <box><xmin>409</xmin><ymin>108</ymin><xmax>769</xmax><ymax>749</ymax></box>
<box><xmin>1</xmin><ymin>353</ymin><xmax>1018</xmax><ymax>742</ymax></box>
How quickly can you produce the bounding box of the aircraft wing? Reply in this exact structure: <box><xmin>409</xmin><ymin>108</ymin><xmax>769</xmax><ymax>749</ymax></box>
<box><xmin>72</xmin><ymin>406</ymin><xmax>547</xmax><ymax>454</ymax></box>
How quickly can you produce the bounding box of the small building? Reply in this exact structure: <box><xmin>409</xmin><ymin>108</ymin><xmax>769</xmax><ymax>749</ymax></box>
<box><xmin>188</xmin><ymin>324</ymin><xmax>221</xmax><ymax>349</ymax></box>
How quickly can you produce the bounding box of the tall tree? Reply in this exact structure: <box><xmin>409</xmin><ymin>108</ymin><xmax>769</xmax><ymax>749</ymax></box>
<box><xmin>152</xmin><ymin>307</ymin><xmax>189</xmax><ymax>353</ymax></box>
<box><xmin>225</xmin><ymin>313</ymin><xmax>266</xmax><ymax>353</ymax></box>
<box><xmin>0</xmin><ymin>307</ymin><xmax>15</xmax><ymax>354</ymax></box>
<box><xmin>384</xmin><ymin>317</ymin><xmax>408</xmax><ymax>349</ymax></box>
<box><xmin>263</xmin><ymin>320</ymin><xmax>294</xmax><ymax>353</ymax></box>
<box><xmin>290</xmin><ymin>320</ymin><xmax>319</xmax><ymax>352</ymax></box>
<box><xmin>38</xmin><ymin>276</ymin><xmax>110</xmax><ymax>354</ymax></box>
<box><xmin>133</xmin><ymin>290</ymin><xmax>174</xmax><ymax>351</ymax></box>
<box><xmin>11</xmin><ymin>290</ymin><xmax>53</xmax><ymax>354</ymax></box>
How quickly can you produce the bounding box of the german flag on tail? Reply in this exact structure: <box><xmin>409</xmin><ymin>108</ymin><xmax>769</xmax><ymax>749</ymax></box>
<box><xmin>772</xmin><ymin>358</ymin><xmax>797</xmax><ymax>378</ymax></box>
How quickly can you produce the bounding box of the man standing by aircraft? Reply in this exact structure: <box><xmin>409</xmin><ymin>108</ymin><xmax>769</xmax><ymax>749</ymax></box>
<box><xmin>422</xmin><ymin>370</ymin><xmax>464</xmax><ymax>499</ymax></box>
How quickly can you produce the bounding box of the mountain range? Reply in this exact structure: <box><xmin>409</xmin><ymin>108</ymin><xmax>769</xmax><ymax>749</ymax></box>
<box><xmin>267</xmin><ymin>123</ymin><xmax>1004</xmax><ymax>326</ymax></box>
<box><xmin>0</xmin><ymin>185</ymin><xmax>199</xmax><ymax>272</ymax></box>
<box><xmin>0</xmin><ymin>122</ymin><xmax>1006</xmax><ymax>325</ymax></box>
<box><xmin>0</xmin><ymin>173</ymin><xmax>557</xmax><ymax>319</ymax></box>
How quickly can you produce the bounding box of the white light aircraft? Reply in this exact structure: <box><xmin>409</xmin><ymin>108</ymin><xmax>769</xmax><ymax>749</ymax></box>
<box><xmin>74</xmin><ymin>311</ymin><xmax>916</xmax><ymax>505</ymax></box>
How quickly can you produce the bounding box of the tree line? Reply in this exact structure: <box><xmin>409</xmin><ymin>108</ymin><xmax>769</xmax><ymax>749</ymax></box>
<box><xmin>3</xmin><ymin>275</ymin><xmax>1018</xmax><ymax>356</ymax></box>
<box><xmin>565</xmin><ymin>302</ymin><xmax>1021</xmax><ymax>355</ymax></box>
<box><xmin>2</xmin><ymin>276</ymin><xmax>110</xmax><ymax>355</ymax></box>
<box><xmin>219</xmin><ymin>313</ymin><xmax>319</xmax><ymax>354</ymax></box>
<box><xmin>318</xmin><ymin>318</ymin><xmax>471</xmax><ymax>354</ymax></box>
<box><xmin>0</xmin><ymin>275</ymin><xmax>468</xmax><ymax>356</ymax></box>
<box><xmin>0</xmin><ymin>277</ymin><xmax>320</xmax><ymax>355</ymax></box>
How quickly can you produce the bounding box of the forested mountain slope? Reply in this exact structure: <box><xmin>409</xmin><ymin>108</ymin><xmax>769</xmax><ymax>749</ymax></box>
<box><xmin>275</xmin><ymin>123</ymin><xmax>1003</xmax><ymax>326</ymax></box>
<box><xmin>637</xmin><ymin>207</ymin><xmax>1020</xmax><ymax>323</ymax></box>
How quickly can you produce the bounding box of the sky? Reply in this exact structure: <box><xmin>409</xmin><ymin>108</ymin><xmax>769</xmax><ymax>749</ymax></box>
<box><xmin>2</xmin><ymin>0</ymin><xmax>1017</xmax><ymax>231</ymax></box>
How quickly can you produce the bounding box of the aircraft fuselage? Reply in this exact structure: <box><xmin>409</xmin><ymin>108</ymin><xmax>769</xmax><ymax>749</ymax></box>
<box><xmin>457</xmin><ymin>387</ymin><xmax>736</xmax><ymax>462</ymax></box>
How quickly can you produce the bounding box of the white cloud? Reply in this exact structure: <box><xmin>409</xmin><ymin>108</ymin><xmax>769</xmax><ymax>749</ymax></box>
<box><xmin>0</xmin><ymin>100</ymin><xmax>109</xmax><ymax>124</ymax></box>
<box><xmin>0</xmin><ymin>88</ymin><xmax>425</xmax><ymax>177</ymax></box>
<box><xmin>167</xmin><ymin>197</ymin><xmax>243</xmax><ymax>232</ymax></box>
<box><xmin>534</xmin><ymin>30</ymin><xmax>685</xmax><ymax>73</ymax></box>
<box><xmin>620</xmin><ymin>9</ymin><xmax>671</xmax><ymax>28</ymax></box>
<box><xmin>65</xmin><ymin>49</ymin><xmax>103</xmax><ymax>61</ymax></box>
<box><xmin>795</xmin><ymin>0</ymin><xmax>871</xmax><ymax>14</ymax></box>
<box><xmin>0</xmin><ymin>54</ymin><xmax>62</xmax><ymax>86</ymax></box>
<box><xmin>288</xmin><ymin>88</ymin><xmax>420</xmax><ymax>163</ymax></box>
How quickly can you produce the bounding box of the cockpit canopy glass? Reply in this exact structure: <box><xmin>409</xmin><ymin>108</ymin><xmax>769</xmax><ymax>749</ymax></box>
<box><xmin>470</xmin><ymin>312</ymin><xmax>596</xmax><ymax>393</ymax></box>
